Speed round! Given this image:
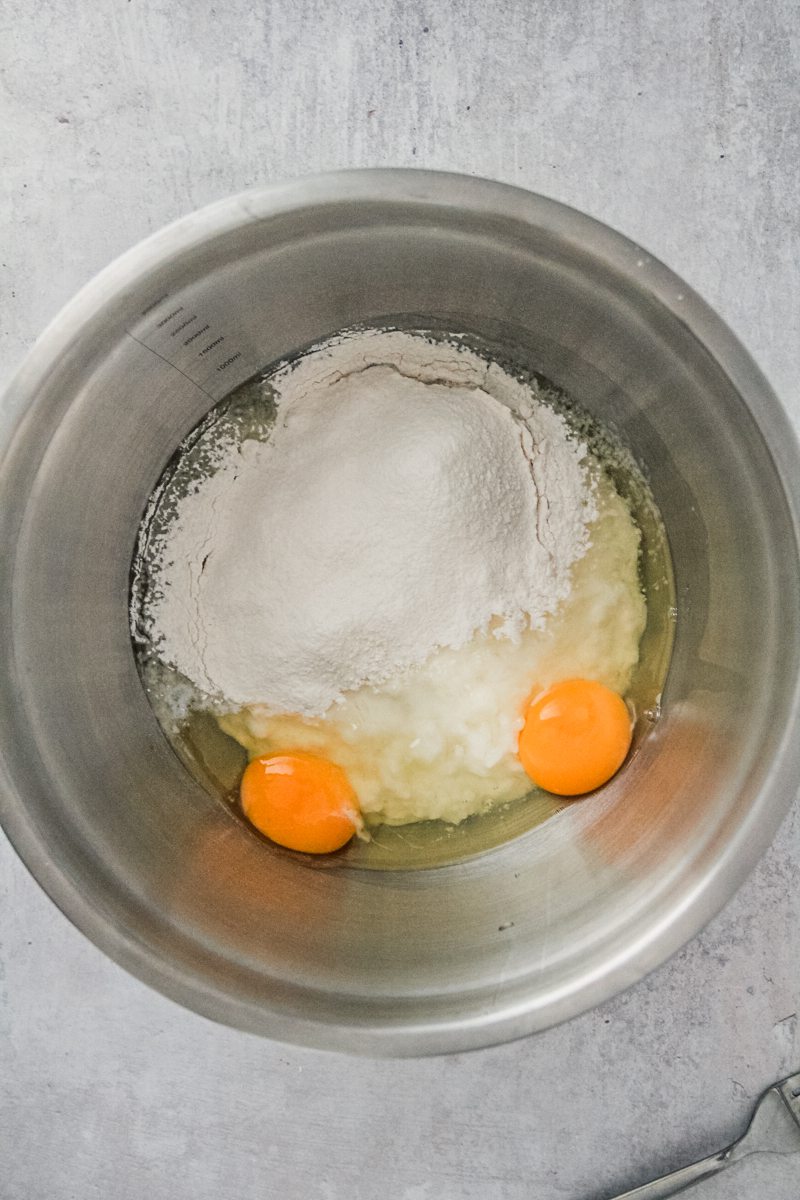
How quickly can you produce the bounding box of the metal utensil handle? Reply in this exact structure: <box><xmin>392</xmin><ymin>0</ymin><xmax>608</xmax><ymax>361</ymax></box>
<box><xmin>608</xmin><ymin>1146</ymin><xmax>732</xmax><ymax>1199</ymax></box>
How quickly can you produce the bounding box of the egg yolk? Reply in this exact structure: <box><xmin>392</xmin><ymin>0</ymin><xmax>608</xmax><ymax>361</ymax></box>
<box><xmin>518</xmin><ymin>678</ymin><xmax>633</xmax><ymax>796</ymax></box>
<box><xmin>240</xmin><ymin>751</ymin><xmax>359</xmax><ymax>853</ymax></box>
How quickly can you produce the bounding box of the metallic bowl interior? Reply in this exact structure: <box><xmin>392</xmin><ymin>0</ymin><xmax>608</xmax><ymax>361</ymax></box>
<box><xmin>1</xmin><ymin>170</ymin><xmax>799</xmax><ymax>1056</ymax></box>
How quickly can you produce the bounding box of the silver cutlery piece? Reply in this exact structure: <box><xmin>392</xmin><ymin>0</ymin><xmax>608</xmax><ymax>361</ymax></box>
<box><xmin>604</xmin><ymin>1069</ymin><xmax>800</xmax><ymax>1199</ymax></box>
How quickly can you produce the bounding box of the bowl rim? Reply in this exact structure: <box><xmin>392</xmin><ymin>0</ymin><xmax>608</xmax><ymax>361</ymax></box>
<box><xmin>2</xmin><ymin>168</ymin><xmax>800</xmax><ymax>1056</ymax></box>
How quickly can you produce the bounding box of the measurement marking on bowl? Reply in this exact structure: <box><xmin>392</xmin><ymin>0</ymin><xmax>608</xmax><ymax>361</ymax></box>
<box><xmin>129</xmin><ymin>293</ymin><xmax>253</xmax><ymax>400</ymax></box>
<box><xmin>126</xmin><ymin>332</ymin><xmax>215</xmax><ymax>400</ymax></box>
<box><xmin>155</xmin><ymin>306</ymin><xmax>184</xmax><ymax>329</ymax></box>
<box><xmin>140</xmin><ymin>292</ymin><xmax>169</xmax><ymax>317</ymax></box>
<box><xmin>171</xmin><ymin>314</ymin><xmax>198</xmax><ymax>337</ymax></box>
<box><xmin>184</xmin><ymin>323</ymin><xmax>210</xmax><ymax>346</ymax></box>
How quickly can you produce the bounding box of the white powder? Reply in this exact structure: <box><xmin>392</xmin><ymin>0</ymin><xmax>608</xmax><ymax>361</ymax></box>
<box><xmin>144</xmin><ymin>331</ymin><xmax>597</xmax><ymax>716</ymax></box>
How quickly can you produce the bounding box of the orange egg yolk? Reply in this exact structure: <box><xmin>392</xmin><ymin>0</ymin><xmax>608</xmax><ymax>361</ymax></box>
<box><xmin>240</xmin><ymin>751</ymin><xmax>360</xmax><ymax>854</ymax></box>
<box><xmin>518</xmin><ymin>678</ymin><xmax>633</xmax><ymax>796</ymax></box>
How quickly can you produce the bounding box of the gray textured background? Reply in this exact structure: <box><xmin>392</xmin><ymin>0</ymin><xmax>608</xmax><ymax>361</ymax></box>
<box><xmin>1</xmin><ymin>2</ymin><xmax>799</xmax><ymax>1197</ymax></box>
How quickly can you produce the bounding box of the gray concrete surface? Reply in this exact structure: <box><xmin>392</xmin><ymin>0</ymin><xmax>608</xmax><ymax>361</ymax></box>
<box><xmin>1</xmin><ymin>1</ymin><xmax>799</xmax><ymax>1197</ymax></box>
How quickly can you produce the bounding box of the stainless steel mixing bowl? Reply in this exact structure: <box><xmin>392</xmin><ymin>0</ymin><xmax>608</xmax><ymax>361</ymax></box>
<box><xmin>1</xmin><ymin>170</ymin><xmax>799</xmax><ymax>1055</ymax></box>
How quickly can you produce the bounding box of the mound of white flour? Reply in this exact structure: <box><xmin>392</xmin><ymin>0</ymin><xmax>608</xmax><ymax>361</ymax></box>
<box><xmin>144</xmin><ymin>331</ymin><xmax>597</xmax><ymax>716</ymax></box>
